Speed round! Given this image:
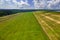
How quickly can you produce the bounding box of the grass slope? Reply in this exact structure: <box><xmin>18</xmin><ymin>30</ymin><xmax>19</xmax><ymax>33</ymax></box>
<box><xmin>0</xmin><ymin>12</ymin><xmax>49</xmax><ymax>40</ymax></box>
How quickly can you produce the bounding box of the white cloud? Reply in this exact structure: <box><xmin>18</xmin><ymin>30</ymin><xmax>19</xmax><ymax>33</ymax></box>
<box><xmin>0</xmin><ymin>0</ymin><xmax>30</xmax><ymax>9</ymax></box>
<box><xmin>0</xmin><ymin>0</ymin><xmax>4</xmax><ymax>4</ymax></box>
<box><xmin>33</xmin><ymin>0</ymin><xmax>46</xmax><ymax>9</ymax></box>
<box><xmin>0</xmin><ymin>0</ymin><xmax>60</xmax><ymax>9</ymax></box>
<box><xmin>12</xmin><ymin>0</ymin><xmax>30</xmax><ymax>8</ymax></box>
<box><xmin>5</xmin><ymin>0</ymin><xmax>11</xmax><ymax>1</ymax></box>
<box><xmin>47</xmin><ymin>0</ymin><xmax>60</xmax><ymax>9</ymax></box>
<box><xmin>33</xmin><ymin>0</ymin><xmax>60</xmax><ymax>9</ymax></box>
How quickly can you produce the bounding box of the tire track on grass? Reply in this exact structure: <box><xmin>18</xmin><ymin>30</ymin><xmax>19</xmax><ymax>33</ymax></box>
<box><xmin>41</xmin><ymin>14</ymin><xmax>60</xmax><ymax>24</ymax></box>
<box><xmin>51</xmin><ymin>15</ymin><xmax>60</xmax><ymax>18</ymax></box>
<box><xmin>44</xmin><ymin>13</ymin><xmax>60</xmax><ymax>21</ymax></box>
<box><xmin>40</xmin><ymin>14</ymin><xmax>60</xmax><ymax>37</ymax></box>
<box><xmin>33</xmin><ymin>13</ymin><xmax>59</xmax><ymax>40</ymax></box>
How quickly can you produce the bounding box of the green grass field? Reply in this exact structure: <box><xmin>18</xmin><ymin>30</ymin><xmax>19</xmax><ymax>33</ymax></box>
<box><xmin>0</xmin><ymin>12</ymin><xmax>49</xmax><ymax>40</ymax></box>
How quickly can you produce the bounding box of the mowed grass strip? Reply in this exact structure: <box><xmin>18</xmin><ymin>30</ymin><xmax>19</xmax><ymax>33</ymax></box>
<box><xmin>43</xmin><ymin>13</ymin><xmax>60</xmax><ymax>21</ymax></box>
<box><xmin>39</xmin><ymin>14</ymin><xmax>60</xmax><ymax>38</ymax></box>
<box><xmin>41</xmin><ymin>15</ymin><xmax>60</xmax><ymax>37</ymax></box>
<box><xmin>41</xmin><ymin>13</ymin><xmax>60</xmax><ymax>29</ymax></box>
<box><xmin>39</xmin><ymin>14</ymin><xmax>60</xmax><ymax>37</ymax></box>
<box><xmin>33</xmin><ymin>11</ymin><xmax>60</xmax><ymax>40</ymax></box>
<box><xmin>0</xmin><ymin>12</ymin><xmax>49</xmax><ymax>40</ymax></box>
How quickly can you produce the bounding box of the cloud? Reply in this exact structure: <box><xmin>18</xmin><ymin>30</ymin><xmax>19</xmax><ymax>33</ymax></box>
<box><xmin>0</xmin><ymin>0</ymin><xmax>30</xmax><ymax>9</ymax></box>
<box><xmin>0</xmin><ymin>0</ymin><xmax>4</xmax><ymax>4</ymax></box>
<box><xmin>47</xmin><ymin>0</ymin><xmax>60</xmax><ymax>9</ymax></box>
<box><xmin>0</xmin><ymin>0</ymin><xmax>18</xmax><ymax>9</ymax></box>
<box><xmin>33</xmin><ymin>0</ymin><xmax>60</xmax><ymax>9</ymax></box>
<box><xmin>33</xmin><ymin>0</ymin><xmax>47</xmax><ymax>9</ymax></box>
<box><xmin>15</xmin><ymin>0</ymin><xmax>30</xmax><ymax>9</ymax></box>
<box><xmin>0</xmin><ymin>0</ymin><xmax>60</xmax><ymax>9</ymax></box>
<box><xmin>5</xmin><ymin>0</ymin><xmax>11</xmax><ymax>1</ymax></box>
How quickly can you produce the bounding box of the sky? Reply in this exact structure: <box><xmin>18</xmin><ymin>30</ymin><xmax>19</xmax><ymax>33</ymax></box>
<box><xmin>0</xmin><ymin>0</ymin><xmax>60</xmax><ymax>9</ymax></box>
